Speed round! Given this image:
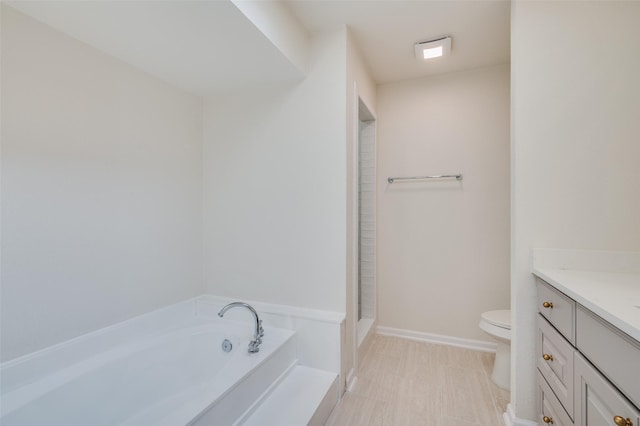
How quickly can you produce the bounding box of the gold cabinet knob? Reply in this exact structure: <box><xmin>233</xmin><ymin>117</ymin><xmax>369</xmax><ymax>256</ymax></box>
<box><xmin>542</xmin><ymin>415</ymin><xmax>554</xmax><ymax>424</ymax></box>
<box><xmin>542</xmin><ymin>353</ymin><xmax>554</xmax><ymax>361</ymax></box>
<box><xmin>613</xmin><ymin>416</ymin><xmax>633</xmax><ymax>426</ymax></box>
<box><xmin>542</xmin><ymin>301</ymin><xmax>554</xmax><ymax>309</ymax></box>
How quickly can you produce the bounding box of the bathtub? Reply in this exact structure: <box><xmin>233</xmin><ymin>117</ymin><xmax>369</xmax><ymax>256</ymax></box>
<box><xmin>0</xmin><ymin>315</ymin><xmax>296</xmax><ymax>426</ymax></box>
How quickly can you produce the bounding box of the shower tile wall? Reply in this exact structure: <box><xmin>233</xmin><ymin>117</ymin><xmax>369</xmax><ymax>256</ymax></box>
<box><xmin>359</xmin><ymin>120</ymin><xmax>376</xmax><ymax>320</ymax></box>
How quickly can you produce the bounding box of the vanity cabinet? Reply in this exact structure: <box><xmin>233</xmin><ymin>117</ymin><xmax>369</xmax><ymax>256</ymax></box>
<box><xmin>539</xmin><ymin>369</ymin><xmax>574</xmax><ymax>426</ymax></box>
<box><xmin>574</xmin><ymin>352</ymin><xmax>640</xmax><ymax>426</ymax></box>
<box><xmin>537</xmin><ymin>312</ymin><xmax>576</xmax><ymax>418</ymax></box>
<box><xmin>536</xmin><ymin>278</ymin><xmax>640</xmax><ymax>426</ymax></box>
<box><xmin>576</xmin><ymin>306</ymin><xmax>640</xmax><ymax>408</ymax></box>
<box><xmin>537</xmin><ymin>280</ymin><xmax>576</xmax><ymax>345</ymax></box>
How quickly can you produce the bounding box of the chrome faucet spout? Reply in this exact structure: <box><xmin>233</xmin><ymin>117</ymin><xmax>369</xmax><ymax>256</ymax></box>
<box><xmin>218</xmin><ymin>302</ymin><xmax>264</xmax><ymax>353</ymax></box>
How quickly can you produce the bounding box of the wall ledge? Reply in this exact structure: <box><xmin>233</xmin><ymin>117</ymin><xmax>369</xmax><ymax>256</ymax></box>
<box><xmin>198</xmin><ymin>295</ymin><xmax>344</xmax><ymax>324</ymax></box>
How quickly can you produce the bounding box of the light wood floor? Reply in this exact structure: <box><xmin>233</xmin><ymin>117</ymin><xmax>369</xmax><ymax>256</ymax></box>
<box><xmin>327</xmin><ymin>334</ymin><xmax>509</xmax><ymax>426</ymax></box>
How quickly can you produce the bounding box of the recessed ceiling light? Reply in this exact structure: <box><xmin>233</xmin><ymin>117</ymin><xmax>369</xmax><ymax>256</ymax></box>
<box><xmin>415</xmin><ymin>36</ymin><xmax>451</xmax><ymax>60</ymax></box>
<box><xmin>422</xmin><ymin>46</ymin><xmax>443</xmax><ymax>59</ymax></box>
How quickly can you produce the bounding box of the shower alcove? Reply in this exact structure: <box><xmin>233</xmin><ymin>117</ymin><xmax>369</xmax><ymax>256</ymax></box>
<box><xmin>356</xmin><ymin>98</ymin><xmax>376</xmax><ymax>347</ymax></box>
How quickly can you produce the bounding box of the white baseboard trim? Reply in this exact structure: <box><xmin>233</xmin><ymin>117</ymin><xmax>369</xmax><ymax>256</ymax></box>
<box><xmin>504</xmin><ymin>403</ymin><xmax>537</xmax><ymax>426</ymax></box>
<box><xmin>345</xmin><ymin>367</ymin><xmax>357</xmax><ymax>393</ymax></box>
<box><xmin>503</xmin><ymin>410</ymin><xmax>512</xmax><ymax>426</ymax></box>
<box><xmin>346</xmin><ymin>375</ymin><xmax>358</xmax><ymax>393</ymax></box>
<box><xmin>376</xmin><ymin>326</ymin><xmax>497</xmax><ymax>352</ymax></box>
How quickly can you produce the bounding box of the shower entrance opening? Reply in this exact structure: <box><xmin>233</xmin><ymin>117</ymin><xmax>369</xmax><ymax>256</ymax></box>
<box><xmin>356</xmin><ymin>98</ymin><xmax>376</xmax><ymax>347</ymax></box>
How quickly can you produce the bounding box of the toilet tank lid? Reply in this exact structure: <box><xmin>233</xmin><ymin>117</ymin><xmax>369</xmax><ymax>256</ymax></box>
<box><xmin>481</xmin><ymin>310</ymin><xmax>511</xmax><ymax>329</ymax></box>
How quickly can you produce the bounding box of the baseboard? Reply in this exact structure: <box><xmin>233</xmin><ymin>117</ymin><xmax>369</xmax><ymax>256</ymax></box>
<box><xmin>504</xmin><ymin>403</ymin><xmax>537</xmax><ymax>426</ymax></box>
<box><xmin>376</xmin><ymin>326</ymin><xmax>497</xmax><ymax>352</ymax></box>
<box><xmin>345</xmin><ymin>367</ymin><xmax>357</xmax><ymax>393</ymax></box>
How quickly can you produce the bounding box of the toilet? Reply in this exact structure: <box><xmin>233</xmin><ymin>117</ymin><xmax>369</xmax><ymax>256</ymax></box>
<box><xmin>479</xmin><ymin>309</ymin><xmax>511</xmax><ymax>390</ymax></box>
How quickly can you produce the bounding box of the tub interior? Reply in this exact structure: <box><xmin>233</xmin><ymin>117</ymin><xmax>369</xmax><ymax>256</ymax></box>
<box><xmin>1</xmin><ymin>317</ymin><xmax>295</xmax><ymax>426</ymax></box>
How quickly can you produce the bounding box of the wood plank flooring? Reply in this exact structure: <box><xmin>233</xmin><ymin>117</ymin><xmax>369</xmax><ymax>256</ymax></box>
<box><xmin>327</xmin><ymin>334</ymin><xmax>509</xmax><ymax>426</ymax></box>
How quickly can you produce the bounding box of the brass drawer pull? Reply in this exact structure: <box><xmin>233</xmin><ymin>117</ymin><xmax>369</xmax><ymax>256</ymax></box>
<box><xmin>542</xmin><ymin>301</ymin><xmax>554</xmax><ymax>309</ymax></box>
<box><xmin>614</xmin><ymin>416</ymin><xmax>633</xmax><ymax>426</ymax></box>
<box><xmin>542</xmin><ymin>353</ymin><xmax>554</xmax><ymax>361</ymax></box>
<box><xmin>543</xmin><ymin>415</ymin><xmax>554</xmax><ymax>424</ymax></box>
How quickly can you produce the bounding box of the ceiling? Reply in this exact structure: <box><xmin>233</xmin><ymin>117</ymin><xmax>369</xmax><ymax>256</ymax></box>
<box><xmin>6</xmin><ymin>0</ymin><xmax>510</xmax><ymax>94</ymax></box>
<box><xmin>5</xmin><ymin>0</ymin><xmax>303</xmax><ymax>95</ymax></box>
<box><xmin>286</xmin><ymin>0</ymin><xmax>511</xmax><ymax>84</ymax></box>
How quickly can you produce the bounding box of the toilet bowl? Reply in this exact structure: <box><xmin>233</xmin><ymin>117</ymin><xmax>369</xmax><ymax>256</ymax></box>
<box><xmin>479</xmin><ymin>309</ymin><xmax>511</xmax><ymax>390</ymax></box>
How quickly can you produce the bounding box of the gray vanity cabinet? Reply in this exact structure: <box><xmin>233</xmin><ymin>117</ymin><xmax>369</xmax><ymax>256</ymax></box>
<box><xmin>574</xmin><ymin>353</ymin><xmax>640</xmax><ymax>426</ymax></box>
<box><xmin>536</xmin><ymin>278</ymin><xmax>640</xmax><ymax>426</ymax></box>
<box><xmin>539</xmin><ymin>369</ymin><xmax>574</xmax><ymax>426</ymax></box>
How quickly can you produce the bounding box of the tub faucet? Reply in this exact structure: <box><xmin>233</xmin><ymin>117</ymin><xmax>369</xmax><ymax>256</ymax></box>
<box><xmin>217</xmin><ymin>302</ymin><xmax>264</xmax><ymax>353</ymax></box>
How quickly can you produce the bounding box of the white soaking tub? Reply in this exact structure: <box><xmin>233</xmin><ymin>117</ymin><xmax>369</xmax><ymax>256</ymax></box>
<box><xmin>0</xmin><ymin>311</ymin><xmax>296</xmax><ymax>426</ymax></box>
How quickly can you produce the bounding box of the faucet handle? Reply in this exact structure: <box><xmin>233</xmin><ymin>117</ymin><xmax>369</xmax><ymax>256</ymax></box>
<box><xmin>248</xmin><ymin>340</ymin><xmax>260</xmax><ymax>353</ymax></box>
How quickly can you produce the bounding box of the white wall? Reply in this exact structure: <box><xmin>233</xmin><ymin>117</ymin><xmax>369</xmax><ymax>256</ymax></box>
<box><xmin>202</xmin><ymin>28</ymin><xmax>347</xmax><ymax>313</ymax></box>
<box><xmin>376</xmin><ymin>64</ymin><xmax>510</xmax><ymax>342</ymax></box>
<box><xmin>230</xmin><ymin>0</ymin><xmax>309</xmax><ymax>75</ymax></box>
<box><xmin>1</xmin><ymin>6</ymin><xmax>203</xmax><ymax>361</ymax></box>
<box><xmin>511</xmin><ymin>1</ymin><xmax>640</xmax><ymax>421</ymax></box>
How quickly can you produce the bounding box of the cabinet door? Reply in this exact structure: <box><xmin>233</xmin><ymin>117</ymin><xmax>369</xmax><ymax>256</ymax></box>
<box><xmin>574</xmin><ymin>353</ymin><xmax>640</xmax><ymax>426</ymax></box>
<box><xmin>538</xmin><ymin>370</ymin><xmax>574</xmax><ymax>426</ymax></box>
<box><xmin>538</xmin><ymin>314</ymin><xmax>576</xmax><ymax>419</ymax></box>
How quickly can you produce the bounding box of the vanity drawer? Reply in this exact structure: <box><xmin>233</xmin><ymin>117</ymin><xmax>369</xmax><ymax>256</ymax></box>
<box><xmin>574</xmin><ymin>352</ymin><xmax>640</xmax><ymax>426</ymax></box>
<box><xmin>576</xmin><ymin>305</ymin><xmax>640</xmax><ymax>409</ymax></box>
<box><xmin>538</xmin><ymin>370</ymin><xmax>574</xmax><ymax>426</ymax></box>
<box><xmin>538</xmin><ymin>314</ymin><xmax>576</xmax><ymax>419</ymax></box>
<box><xmin>537</xmin><ymin>278</ymin><xmax>576</xmax><ymax>344</ymax></box>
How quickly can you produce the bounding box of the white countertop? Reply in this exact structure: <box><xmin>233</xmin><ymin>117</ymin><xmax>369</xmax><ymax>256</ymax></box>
<box><xmin>533</xmin><ymin>267</ymin><xmax>640</xmax><ymax>342</ymax></box>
